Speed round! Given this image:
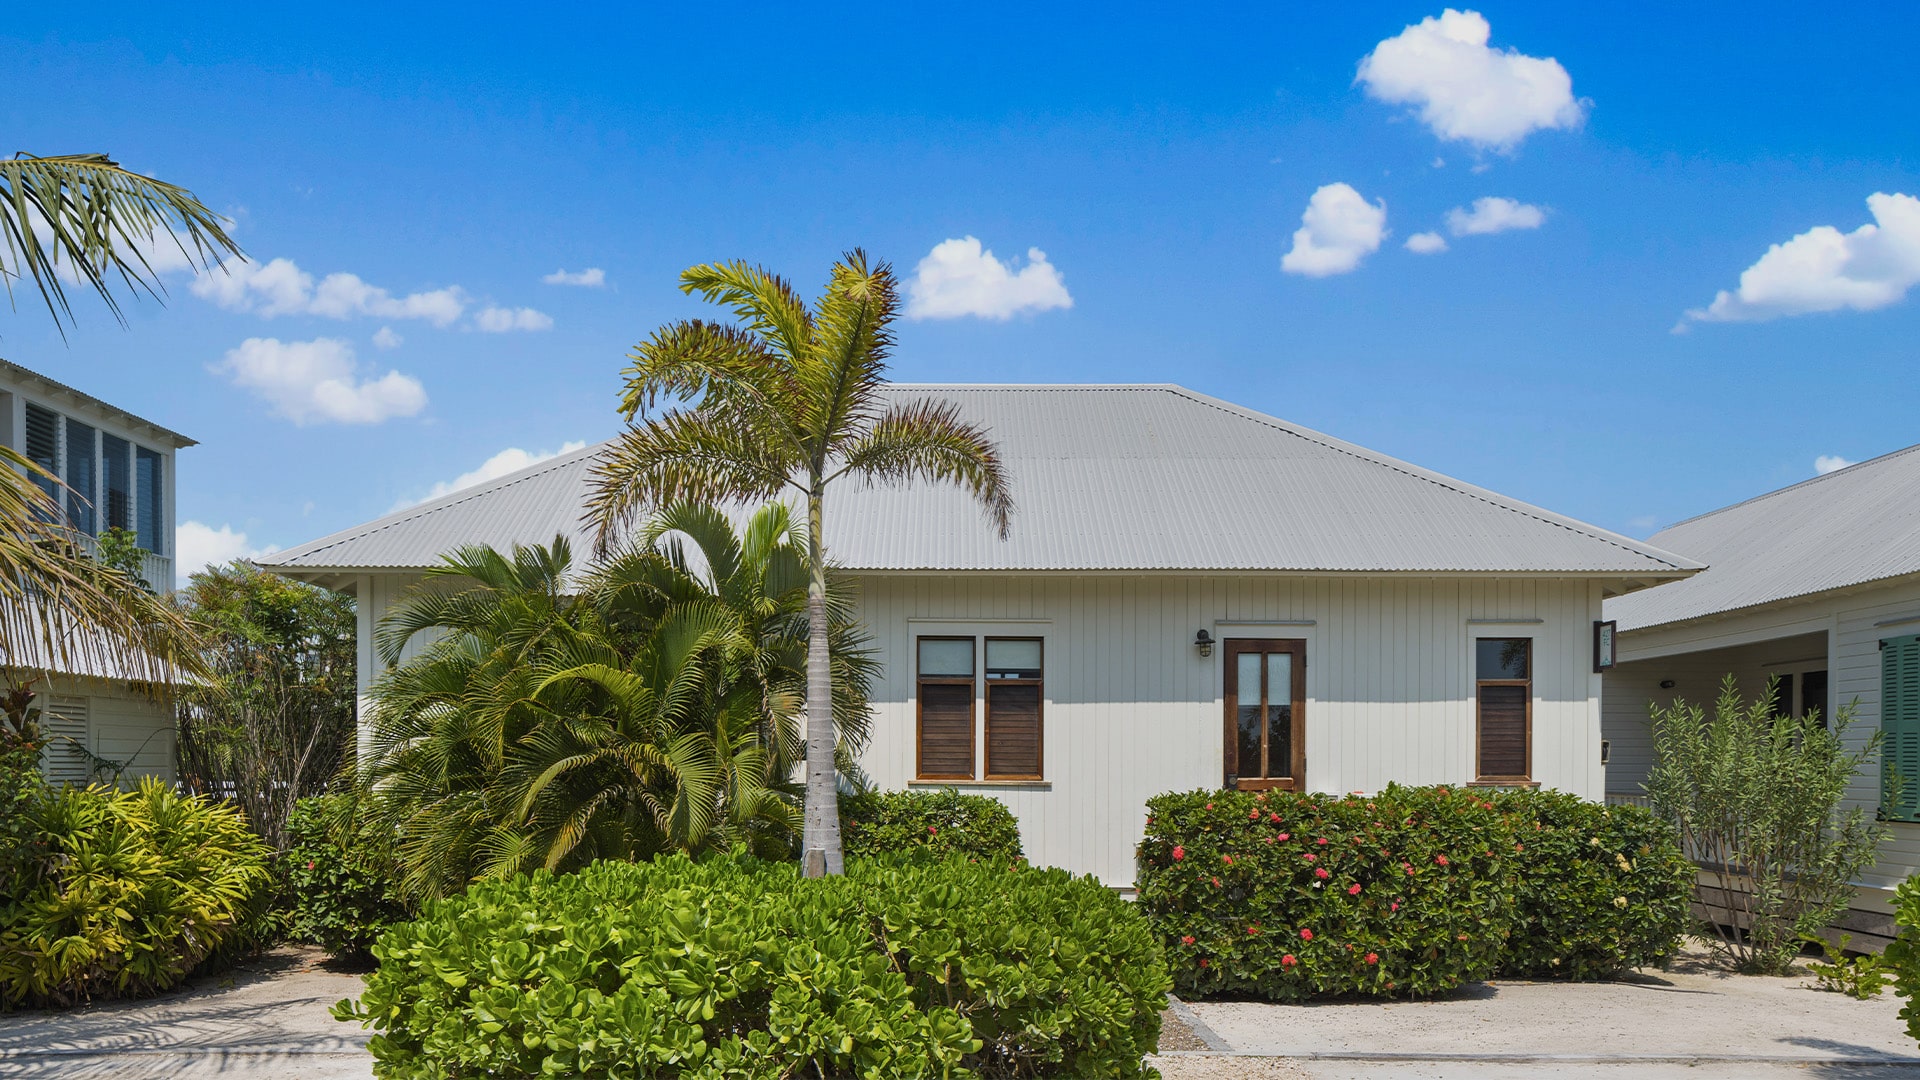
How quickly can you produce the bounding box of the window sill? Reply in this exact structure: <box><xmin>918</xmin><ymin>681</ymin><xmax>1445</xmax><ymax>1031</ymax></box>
<box><xmin>1467</xmin><ymin>779</ymin><xmax>1540</xmax><ymax>789</ymax></box>
<box><xmin>909</xmin><ymin>779</ymin><xmax>1052</xmax><ymax>790</ymax></box>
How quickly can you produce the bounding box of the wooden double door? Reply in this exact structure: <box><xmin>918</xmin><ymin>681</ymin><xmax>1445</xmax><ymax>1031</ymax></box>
<box><xmin>1223</xmin><ymin>638</ymin><xmax>1305</xmax><ymax>791</ymax></box>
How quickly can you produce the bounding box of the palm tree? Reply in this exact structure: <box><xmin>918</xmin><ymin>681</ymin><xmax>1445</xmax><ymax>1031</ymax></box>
<box><xmin>587</xmin><ymin>251</ymin><xmax>1013</xmax><ymax>876</ymax></box>
<box><xmin>2</xmin><ymin>153</ymin><xmax>240</xmax><ymax>333</ymax></box>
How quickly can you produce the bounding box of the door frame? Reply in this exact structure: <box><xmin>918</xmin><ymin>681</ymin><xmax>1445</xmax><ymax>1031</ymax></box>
<box><xmin>1222</xmin><ymin>637</ymin><xmax>1307</xmax><ymax>791</ymax></box>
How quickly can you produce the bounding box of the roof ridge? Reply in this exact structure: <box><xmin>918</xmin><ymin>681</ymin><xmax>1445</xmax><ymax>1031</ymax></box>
<box><xmin>1655</xmin><ymin>440</ymin><xmax>1920</xmax><ymax>534</ymax></box>
<box><xmin>1163</xmin><ymin>386</ymin><xmax>1701</xmax><ymax>572</ymax></box>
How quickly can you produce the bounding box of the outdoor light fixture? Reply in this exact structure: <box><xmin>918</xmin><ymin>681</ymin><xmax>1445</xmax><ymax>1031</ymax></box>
<box><xmin>1659</xmin><ymin>679</ymin><xmax>1676</xmax><ymax>689</ymax></box>
<box><xmin>1194</xmin><ymin>629</ymin><xmax>1214</xmax><ymax>657</ymax></box>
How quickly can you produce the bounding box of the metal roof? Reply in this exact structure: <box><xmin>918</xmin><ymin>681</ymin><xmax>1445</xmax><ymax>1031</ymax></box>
<box><xmin>1609</xmin><ymin>442</ymin><xmax>1920</xmax><ymax>632</ymax></box>
<box><xmin>0</xmin><ymin>360</ymin><xmax>197</xmax><ymax>449</ymax></box>
<box><xmin>262</xmin><ymin>384</ymin><xmax>1700</xmax><ymax>581</ymax></box>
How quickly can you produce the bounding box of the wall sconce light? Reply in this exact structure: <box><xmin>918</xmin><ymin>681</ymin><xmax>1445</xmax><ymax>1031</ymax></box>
<box><xmin>1659</xmin><ymin>679</ymin><xmax>1676</xmax><ymax>690</ymax></box>
<box><xmin>1194</xmin><ymin>629</ymin><xmax>1214</xmax><ymax>658</ymax></box>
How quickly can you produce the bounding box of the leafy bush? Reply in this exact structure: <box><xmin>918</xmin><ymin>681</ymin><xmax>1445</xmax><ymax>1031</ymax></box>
<box><xmin>0</xmin><ymin>779</ymin><xmax>272</xmax><ymax>1007</ymax></box>
<box><xmin>284</xmin><ymin>794</ymin><xmax>407</xmax><ymax>957</ymax></box>
<box><xmin>1808</xmin><ymin>933</ymin><xmax>1893</xmax><ymax>999</ymax></box>
<box><xmin>1137</xmin><ymin>785</ymin><xmax>1514</xmax><ymax>1000</ymax></box>
<box><xmin>841</xmin><ymin>788</ymin><xmax>1025</xmax><ymax>866</ymax></box>
<box><xmin>1647</xmin><ymin>675</ymin><xmax>1883</xmax><ymax>974</ymax></box>
<box><xmin>337</xmin><ymin>854</ymin><xmax>1168</xmax><ymax>1078</ymax></box>
<box><xmin>1492</xmin><ymin>789</ymin><xmax>1694</xmax><ymax>979</ymax></box>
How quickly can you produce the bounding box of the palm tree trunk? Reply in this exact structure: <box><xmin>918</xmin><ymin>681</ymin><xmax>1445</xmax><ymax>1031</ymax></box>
<box><xmin>801</xmin><ymin>487</ymin><xmax>843</xmax><ymax>877</ymax></box>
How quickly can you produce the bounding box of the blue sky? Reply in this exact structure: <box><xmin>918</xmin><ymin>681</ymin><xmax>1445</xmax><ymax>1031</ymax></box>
<box><xmin>7</xmin><ymin>3</ymin><xmax>1919</xmax><ymax>581</ymax></box>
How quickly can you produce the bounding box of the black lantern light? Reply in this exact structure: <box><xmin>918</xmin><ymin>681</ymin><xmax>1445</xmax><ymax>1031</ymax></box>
<box><xmin>1194</xmin><ymin>629</ymin><xmax>1214</xmax><ymax>657</ymax></box>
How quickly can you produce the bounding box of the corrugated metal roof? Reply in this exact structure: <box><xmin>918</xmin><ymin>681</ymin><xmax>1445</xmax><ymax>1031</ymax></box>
<box><xmin>0</xmin><ymin>359</ymin><xmax>197</xmax><ymax>449</ymax></box>
<box><xmin>1608</xmin><ymin>442</ymin><xmax>1920</xmax><ymax>632</ymax></box>
<box><xmin>262</xmin><ymin>385</ymin><xmax>1700</xmax><ymax>578</ymax></box>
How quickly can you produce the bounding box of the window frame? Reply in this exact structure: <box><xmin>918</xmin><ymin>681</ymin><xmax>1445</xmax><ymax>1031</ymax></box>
<box><xmin>1221</xmin><ymin>637</ymin><xmax>1307</xmax><ymax>792</ymax></box>
<box><xmin>983</xmin><ymin>636</ymin><xmax>1044</xmax><ymax>780</ymax></box>
<box><xmin>1473</xmin><ymin>636</ymin><xmax>1533</xmax><ymax>784</ymax></box>
<box><xmin>914</xmin><ymin>635</ymin><xmax>978</xmax><ymax>781</ymax></box>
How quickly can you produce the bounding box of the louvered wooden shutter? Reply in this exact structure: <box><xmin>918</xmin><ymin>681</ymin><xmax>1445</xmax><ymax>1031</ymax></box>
<box><xmin>39</xmin><ymin>697</ymin><xmax>91</xmax><ymax>787</ymax></box>
<box><xmin>986</xmin><ymin>683</ymin><xmax>1042</xmax><ymax>778</ymax></box>
<box><xmin>917</xmin><ymin>683</ymin><xmax>975</xmax><ymax>779</ymax></box>
<box><xmin>1477</xmin><ymin>684</ymin><xmax>1530</xmax><ymax>779</ymax></box>
<box><xmin>1882</xmin><ymin>635</ymin><xmax>1920</xmax><ymax>821</ymax></box>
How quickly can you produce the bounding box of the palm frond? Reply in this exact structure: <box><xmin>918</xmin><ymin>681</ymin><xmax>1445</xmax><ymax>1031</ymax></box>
<box><xmin>586</xmin><ymin>410</ymin><xmax>797</xmax><ymax>555</ymax></box>
<box><xmin>677</xmin><ymin>261</ymin><xmax>815</xmax><ymax>363</ymax></box>
<box><xmin>833</xmin><ymin>397</ymin><xmax>1014</xmax><ymax>537</ymax></box>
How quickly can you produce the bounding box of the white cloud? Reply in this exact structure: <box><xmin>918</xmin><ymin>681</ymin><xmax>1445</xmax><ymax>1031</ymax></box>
<box><xmin>1815</xmin><ymin>454</ymin><xmax>1855</xmax><ymax>475</ymax></box>
<box><xmin>395</xmin><ymin>441</ymin><xmax>589</xmax><ymax>510</ymax></box>
<box><xmin>1405</xmin><ymin>231</ymin><xmax>1449</xmax><ymax>254</ymax></box>
<box><xmin>372</xmin><ymin>326</ymin><xmax>403</xmax><ymax>349</ymax></box>
<box><xmin>174</xmin><ymin>521</ymin><xmax>280</xmax><ymax>587</ymax></box>
<box><xmin>476</xmin><ymin>305</ymin><xmax>555</xmax><ymax>332</ymax></box>
<box><xmin>1683</xmin><ymin>193</ymin><xmax>1920</xmax><ymax>325</ymax></box>
<box><xmin>192</xmin><ymin>256</ymin><xmax>467</xmax><ymax>326</ymax></box>
<box><xmin>1356</xmin><ymin>8</ymin><xmax>1586</xmax><ymax>151</ymax></box>
<box><xmin>1446</xmin><ymin>196</ymin><xmax>1546</xmax><ymax>236</ymax></box>
<box><xmin>905</xmin><ymin>237</ymin><xmax>1073</xmax><ymax>320</ymax></box>
<box><xmin>543</xmin><ymin>267</ymin><xmax>606</xmax><ymax>287</ymax></box>
<box><xmin>1281</xmin><ymin>183</ymin><xmax>1387</xmax><ymax>277</ymax></box>
<box><xmin>215</xmin><ymin>337</ymin><xmax>428</xmax><ymax>425</ymax></box>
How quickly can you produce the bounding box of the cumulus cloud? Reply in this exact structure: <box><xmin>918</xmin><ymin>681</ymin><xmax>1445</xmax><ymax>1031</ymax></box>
<box><xmin>905</xmin><ymin>237</ymin><xmax>1073</xmax><ymax>320</ymax></box>
<box><xmin>175</xmin><ymin>521</ymin><xmax>280</xmax><ymax>588</ymax></box>
<box><xmin>1282</xmin><ymin>183</ymin><xmax>1387</xmax><ymax>277</ymax></box>
<box><xmin>215</xmin><ymin>337</ymin><xmax>428</xmax><ymax>425</ymax></box>
<box><xmin>1405</xmin><ymin>231</ymin><xmax>1449</xmax><ymax>254</ymax></box>
<box><xmin>1446</xmin><ymin>196</ymin><xmax>1546</xmax><ymax>235</ymax></box>
<box><xmin>193</xmin><ymin>257</ymin><xmax>467</xmax><ymax>326</ymax></box>
<box><xmin>395</xmin><ymin>441</ymin><xmax>589</xmax><ymax>510</ymax></box>
<box><xmin>476</xmin><ymin>305</ymin><xmax>555</xmax><ymax>332</ymax></box>
<box><xmin>372</xmin><ymin>326</ymin><xmax>403</xmax><ymax>349</ymax></box>
<box><xmin>543</xmin><ymin>267</ymin><xmax>606</xmax><ymax>287</ymax></box>
<box><xmin>1682</xmin><ymin>193</ymin><xmax>1920</xmax><ymax>325</ymax></box>
<box><xmin>1815</xmin><ymin>454</ymin><xmax>1855</xmax><ymax>475</ymax></box>
<box><xmin>1357</xmin><ymin>9</ymin><xmax>1586</xmax><ymax>151</ymax></box>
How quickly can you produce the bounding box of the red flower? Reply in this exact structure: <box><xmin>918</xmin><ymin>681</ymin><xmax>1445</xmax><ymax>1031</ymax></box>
<box><xmin>1366</xmin><ymin>952</ymin><xmax>1379</xmax><ymax>965</ymax></box>
<box><xmin>1515</xmin><ymin>843</ymin><xmax>1525</xmax><ymax>852</ymax></box>
<box><xmin>1435</xmin><ymin>855</ymin><xmax>1450</xmax><ymax>866</ymax></box>
<box><xmin>1277</xmin><ymin>832</ymin><xmax>1290</xmax><ymax>842</ymax></box>
<box><xmin>928</xmin><ymin>825</ymin><xmax>938</xmax><ymax>835</ymax></box>
<box><xmin>1457</xmin><ymin>933</ymin><xmax>1470</xmax><ymax>941</ymax></box>
<box><xmin>1348</xmin><ymin>883</ymin><xmax>1362</xmax><ymax>895</ymax></box>
<box><xmin>1281</xmin><ymin>954</ymin><xmax>1298</xmax><ymax>967</ymax></box>
<box><xmin>1299</xmin><ymin>928</ymin><xmax>1314</xmax><ymax>941</ymax></box>
<box><xmin>1222</xmin><ymin>854</ymin><xmax>1233</xmax><ymax>865</ymax></box>
<box><xmin>1391</xmin><ymin>902</ymin><xmax>1400</xmax><ymax>911</ymax></box>
<box><xmin>1436</xmin><ymin>787</ymin><xmax>1449</xmax><ymax>796</ymax></box>
<box><xmin>1249</xmin><ymin>809</ymin><xmax>1261</xmax><ymax>820</ymax></box>
<box><xmin>1205</xmin><ymin>802</ymin><xmax>1214</xmax><ymax>810</ymax></box>
<box><xmin>1247</xmin><ymin>926</ymin><xmax>1260</xmax><ymax>935</ymax></box>
<box><xmin>1315</xmin><ymin>867</ymin><xmax>1330</xmax><ymax>879</ymax></box>
<box><xmin>1181</xmin><ymin>935</ymin><xmax>1196</xmax><ymax>946</ymax></box>
<box><xmin>1268</xmin><ymin>812</ymin><xmax>1281</xmax><ymax>823</ymax></box>
<box><xmin>1303</xmin><ymin>853</ymin><xmax>1317</xmax><ymax>863</ymax></box>
<box><xmin>1172</xmin><ymin>846</ymin><xmax>1185</xmax><ymax>861</ymax></box>
<box><xmin>1212</xmin><ymin>876</ymin><xmax>1221</xmax><ymax>888</ymax></box>
<box><xmin>1199</xmin><ymin>958</ymin><xmax>1209</xmax><ymax>967</ymax></box>
<box><xmin>1316</xmin><ymin>837</ymin><xmax>1329</xmax><ymax>846</ymax></box>
<box><xmin>306</xmin><ymin>860</ymin><xmax>315</xmax><ymax>871</ymax></box>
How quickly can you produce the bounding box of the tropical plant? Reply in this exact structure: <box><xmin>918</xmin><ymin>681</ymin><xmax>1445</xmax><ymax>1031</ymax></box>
<box><xmin>283</xmin><ymin>793</ymin><xmax>407</xmax><ymax>958</ymax></box>
<box><xmin>1805</xmin><ymin>933</ymin><xmax>1893</xmax><ymax>999</ymax></box>
<box><xmin>1645</xmin><ymin>675</ymin><xmax>1884</xmax><ymax>974</ymax></box>
<box><xmin>359</xmin><ymin>510</ymin><xmax>877</xmax><ymax>901</ymax></box>
<box><xmin>587</xmin><ymin>251</ymin><xmax>1013</xmax><ymax>876</ymax></box>
<box><xmin>173</xmin><ymin>560</ymin><xmax>357</xmax><ymax>849</ymax></box>
<box><xmin>1</xmin><ymin>152</ymin><xmax>239</xmax><ymax>333</ymax></box>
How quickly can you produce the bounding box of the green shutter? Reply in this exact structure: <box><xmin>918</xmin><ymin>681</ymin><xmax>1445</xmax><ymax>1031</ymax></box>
<box><xmin>1883</xmin><ymin>635</ymin><xmax>1920</xmax><ymax>822</ymax></box>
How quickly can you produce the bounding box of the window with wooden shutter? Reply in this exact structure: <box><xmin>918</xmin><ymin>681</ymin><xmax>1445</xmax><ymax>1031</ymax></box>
<box><xmin>917</xmin><ymin>637</ymin><xmax>975</xmax><ymax>779</ymax></box>
<box><xmin>984</xmin><ymin>638</ymin><xmax>1043</xmax><ymax>779</ymax></box>
<box><xmin>1475</xmin><ymin>638</ymin><xmax>1531</xmax><ymax>782</ymax></box>
<box><xmin>1882</xmin><ymin>635</ymin><xmax>1920</xmax><ymax>822</ymax></box>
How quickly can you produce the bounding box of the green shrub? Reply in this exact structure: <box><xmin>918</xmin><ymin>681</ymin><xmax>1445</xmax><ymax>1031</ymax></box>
<box><xmin>841</xmin><ymin>788</ymin><xmax>1024</xmax><ymax>866</ymax></box>
<box><xmin>1492</xmin><ymin>789</ymin><xmax>1694</xmax><ymax>979</ymax></box>
<box><xmin>1137</xmin><ymin>785</ymin><xmax>1515</xmax><ymax>1001</ymax></box>
<box><xmin>338</xmin><ymin>854</ymin><xmax>1168</xmax><ymax>1078</ymax></box>
<box><xmin>284</xmin><ymin>793</ymin><xmax>407</xmax><ymax>958</ymax></box>
<box><xmin>1884</xmin><ymin>877</ymin><xmax>1920</xmax><ymax>1040</ymax></box>
<box><xmin>0</xmin><ymin>779</ymin><xmax>272</xmax><ymax>1007</ymax></box>
<box><xmin>1807</xmin><ymin>933</ymin><xmax>1894</xmax><ymax>999</ymax></box>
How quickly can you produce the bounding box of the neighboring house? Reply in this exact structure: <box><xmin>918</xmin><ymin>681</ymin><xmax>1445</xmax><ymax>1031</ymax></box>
<box><xmin>1603</xmin><ymin>443</ymin><xmax>1920</xmax><ymax>946</ymax></box>
<box><xmin>0</xmin><ymin>359</ymin><xmax>191</xmax><ymax>785</ymax></box>
<box><xmin>260</xmin><ymin>384</ymin><xmax>1699</xmax><ymax>885</ymax></box>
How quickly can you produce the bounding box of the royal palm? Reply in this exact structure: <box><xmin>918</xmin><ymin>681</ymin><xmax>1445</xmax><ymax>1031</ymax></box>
<box><xmin>589</xmin><ymin>251</ymin><xmax>1012</xmax><ymax>875</ymax></box>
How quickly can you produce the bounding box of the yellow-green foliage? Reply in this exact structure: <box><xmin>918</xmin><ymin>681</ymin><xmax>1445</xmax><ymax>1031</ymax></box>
<box><xmin>0</xmin><ymin>779</ymin><xmax>271</xmax><ymax>1007</ymax></box>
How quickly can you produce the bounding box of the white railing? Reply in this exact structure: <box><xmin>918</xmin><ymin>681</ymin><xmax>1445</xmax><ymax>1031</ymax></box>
<box><xmin>141</xmin><ymin>551</ymin><xmax>174</xmax><ymax>593</ymax></box>
<box><xmin>1604</xmin><ymin>791</ymin><xmax>1654</xmax><ymax>809</ymax></box>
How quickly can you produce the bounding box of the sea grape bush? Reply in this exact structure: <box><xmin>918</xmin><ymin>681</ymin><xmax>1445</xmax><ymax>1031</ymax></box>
<box><xmin>1137</xmin><ymin>784</ymin><xmax>1691</xmax><ymax>1000</ymax></box>
<box><xmin>338</xmin><ymin>854</ymin><xmax>1168</xmax><ymax>1079</ymax></box>
<box><xmin>840</xmin><ymin>787</ymin><xmax>1024</xmax><ymax>866</ymax></box>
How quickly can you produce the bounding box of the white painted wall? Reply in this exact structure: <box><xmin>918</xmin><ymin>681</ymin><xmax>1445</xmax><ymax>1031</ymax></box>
<box><xmin>37</xmin><ymin>675</ymin><xmax>175</xmax><ymax>786</ymax></box>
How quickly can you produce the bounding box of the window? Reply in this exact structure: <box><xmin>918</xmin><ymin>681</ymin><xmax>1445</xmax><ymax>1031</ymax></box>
<box><xmin>1801</xmin><ymin>669</ymin><xmax>1829</xmax><ymax>723</ymax></box>
<box><xmin>102</xmin><ymin>434</ymin><xmax>132</xmax><ymax>533</ymax></box>
<box><xmin>135</xmin><ymin>446</ymin><xmax>164</xmax><ymax>554</ymax></box>
<box><xmin>64</xmin><ymin>419</ymin><xmax>96</xmax><ymax>535</ymax></box>
<box><xmin>23</xmin><ymin>402</ymin><xmax>58</xmax><ymax>503</ymax></box>
<box><xmin>916</xmin><ymin>638</ymin><xmax>975</xmax><ymax>779</ymax></box>
<box><xmin>984</xmin><ymin>638</ymin><xmax>1043</xmax><ymax>778</ymax></box>
<box><xmin>1883</xmin><ymin>635</ymin><xmax>1920</xmax><ymax>821</ymax></box>
<box><xmin>1475</xmin><ymin>638</ymin><xmax>1531</xmax><ymax>782</ymax></box>
<box><xmin>1223</xmin><ymin>638</ymin><xmax>1305</xmax><ymax>791</ymax></box>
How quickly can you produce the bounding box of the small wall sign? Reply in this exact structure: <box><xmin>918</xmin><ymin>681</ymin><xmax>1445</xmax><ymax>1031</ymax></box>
<box><xmin>1593</xmin><ymin>620</ymin><xmax>1618</xmax><ymax>673</ymax></box>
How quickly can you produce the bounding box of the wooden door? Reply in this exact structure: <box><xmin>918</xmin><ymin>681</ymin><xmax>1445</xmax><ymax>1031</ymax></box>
<box><xmin>1223</xmin><ymin>638</ymin><xmax>1305</xmax><ymax>791</ymax></box>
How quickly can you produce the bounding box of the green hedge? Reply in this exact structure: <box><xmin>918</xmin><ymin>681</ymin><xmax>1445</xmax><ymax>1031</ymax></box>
<box><xmin>1137</xmin><ymin>785</ymin><xmax>1691</xmax><ymax>1000</ymax></box>
<box><xmin>284</xmin><ymin>793</ymin><xmax>408</xmax><ymax>958</ymax></box>
<box><xmin>1492</xmin><ymin>789</ymin><xmax>1694</xmax><ymax>979</ymax></box>
<box><xmin>1884</xmin><ymin>875</ymin><xmax>1920</xmax><ymax>1043</ymax></box>
<box><xmin>0</xmin><ymin>779</ymin><xmax>272</xmax><ymax>1007</ymax></box>
<box><xmin>338</xmin><ymin>854</ymin><xmax>1168</xmax><ymax>1078</ymax></box>
<box><xmin>841</xmin><ymin>788</ymin><xmax>1024</xmax><ymax>866</ymax></box>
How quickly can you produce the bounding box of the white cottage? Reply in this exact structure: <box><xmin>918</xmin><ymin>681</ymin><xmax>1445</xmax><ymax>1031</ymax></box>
<box><xmin>1</xmin><ymin>359</ymin><xmax>191</xmax><ymax>785</ymax></box>
<box><xmin>1603</xmin><ymin>442</ymin><xmax>1920</xmax><ymax>946</ymax></box>
<box><xmin>262</xmin><ymin>384</ymin><xmax>1699</xmax><ymax>885</ymax></box>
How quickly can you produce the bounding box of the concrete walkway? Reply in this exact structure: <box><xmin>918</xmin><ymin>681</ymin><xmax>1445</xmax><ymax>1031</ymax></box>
<box><xmin>0</xmin><ymin>947</ymin><xmax>369</xmax><ymax>1080</ymax></box>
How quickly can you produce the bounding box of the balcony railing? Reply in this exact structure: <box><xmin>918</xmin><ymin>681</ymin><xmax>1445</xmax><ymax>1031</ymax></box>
<box><xmin>70</xmin><ymin>532</ymin><xmax>174</xmax><ymax>593</ymax></box>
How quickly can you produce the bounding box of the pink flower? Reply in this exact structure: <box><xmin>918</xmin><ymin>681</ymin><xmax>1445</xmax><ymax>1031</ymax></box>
<box><xmin>1181</xmin><ymin>935</ymin><xmax>1195</xmax><ymax>946</ymax></box>
<box><xmin>1278</xmin><ymin>833</ymin><xmax>1290</xmax><ymax>842</ymax></box>
<box><xmin>1172</xmin><ymin>846</ymin><xmax>1185</xmax><ymax>861</ymax></box>
<box><xmin>1303</xmin><ymin>853</ymin><xmax>1317</xmax><ymax>863</ymax></box>
<box><xmin>1348</xmin><ymin>883</ymin><xmax>1362</xmax><ymax>895</ymax></box>
<box><xmin>1315</xmin><ymin>867</ymin><xmax>1330</xmax><ymax>879</ymax></box>
<box><xmin>1247</xmin><ymin>926</ymin><xmax>1260</xmax><ymax>935</ymax></box>
<box><xmin>1268</xmin><ymin>812</ymin><xmax>1281</xmax><ymax>823</ymax></box>
<box><xmin>1299</xmin><ymin>928</ymin><xmax>1314</xmax><ymax>941</ymax></box>
<box><xmin>1435</xmin><ymin>855</ymin><xmax>1450</xmax><ymax>866</ymax></box>
<box><xmin>1316</xmin><ymin>837</ymin><xmax>1329</xmax><ymax>846</ymax></box>
<box><xmin>1222</xmin><ymin>855</ymin><xmax>1233</xmax><ymax>865</ymax></box>
<box><xmin>1212</xmin><ymin>876</ymin><xmax>1221</xmax><ymax>888</ymax></box>
<box><xmin>1249</xmin><ymin>809</ymin><xmax>1261</xmax><ymax>821</ymax></box>
<box><xmin>306</xmin><ymin>861</ymin><xmax>315</xmax><ymax>871</ymax></box>
<box><xmin>1205</xmin><ymin>803</ymin><xmax>1214</xmax><ymax>810</ymax></box>
<box><xmin>1281</xmin><ymin>954</ymin><xmax>1298</xmax><ymax>967</ymax></box>
<box><xmin>928</xmin><ymin>825</ymin><xmax>938</xmax><ymax>835</ymax></box>
<box><xmin>1365</xmin><ymin>952</ymin><xmax>1379</xmax><ymax>965</ymax></box>
<box><xmin>1391</xmin><ymin>902</ymin><xmax>1400</xmax><ymax>911</ymax></box>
